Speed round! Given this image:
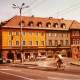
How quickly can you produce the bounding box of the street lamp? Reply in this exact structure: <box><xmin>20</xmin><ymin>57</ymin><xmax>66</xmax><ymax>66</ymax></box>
<box><xmin>13</xmin><ymin>3</ymin><xmax>29</xmax><ymax>63</ymax></box>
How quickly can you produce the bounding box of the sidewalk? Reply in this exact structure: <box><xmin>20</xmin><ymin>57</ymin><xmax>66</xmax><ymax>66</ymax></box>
<box><xmin>11</xmin><ymin>57</ymin><xmax>80</xmax><ymax>68</ymax></box>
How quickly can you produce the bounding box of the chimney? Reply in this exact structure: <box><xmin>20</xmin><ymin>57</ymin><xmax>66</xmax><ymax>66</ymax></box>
<box><xmin>31</xmin><ymin>15</ymin><xmax>34</xmax><ymax>17</ymax></box>
<box><xmin>49</xmin><ymin>17</ymin><xmax>53</xmax><ymax>19</ymax></box>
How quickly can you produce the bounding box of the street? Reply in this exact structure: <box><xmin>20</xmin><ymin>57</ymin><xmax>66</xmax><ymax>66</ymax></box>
<box><xmin>0</xmin><ymin>63</ymin><xmax>80</xmax><ymax>80</ymax></box>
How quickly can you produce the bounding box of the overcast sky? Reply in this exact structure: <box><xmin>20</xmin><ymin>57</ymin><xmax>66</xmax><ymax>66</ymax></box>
<box><xmin>0</xmin><ymin>0</ymin><xmax>80</xmax><ymax>22</ymax></box>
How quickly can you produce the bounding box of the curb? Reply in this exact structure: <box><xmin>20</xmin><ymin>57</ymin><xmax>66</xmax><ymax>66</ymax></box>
<box><xmin>70</xmin><ymin>63</ymin><xmax>80</xmax><ymax>66</ymax></box>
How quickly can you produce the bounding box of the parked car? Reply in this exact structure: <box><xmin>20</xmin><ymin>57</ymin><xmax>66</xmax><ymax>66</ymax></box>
<box><xmin>36</xmin><ymin>55</ymin><xmax>47</xmax><ymax>60</ymax></box>
<box><xmin>0</xmin><ymin>58</ymin><xmax>7</xmax><ymax>64</ymax></box>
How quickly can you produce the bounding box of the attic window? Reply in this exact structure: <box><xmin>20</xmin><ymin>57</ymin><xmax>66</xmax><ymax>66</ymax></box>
<box><xmin>46</xmin><ymin>22</ymin><xmax>51</xmax><ymax>28</ymax></box>
<box><xmin>19</xmin><ymin>20</ymin><xmax>25</xmax><ymax>27</ymax></box>
<box><xmin>53</xmin><ymin>23</ymin><xmax>58</xmax><ymax>28</ymax></box>
<box><xmin>61</xmin><ymin>23</ymin><xmax>66</xmax><ymax>28</ymax></box>
<box><xmin>28</xmin><ymin>21</ymin><xmax>34</xmax><ymax>27</ymax></box>
<box><xmin>37</xmin><ymin>22</ymin><xmax>42</xmax><ymax>27</ymax></box>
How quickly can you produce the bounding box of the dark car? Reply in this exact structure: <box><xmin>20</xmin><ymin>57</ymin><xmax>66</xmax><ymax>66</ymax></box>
<box><xmin>0</xmin><ymin>58</ymin><xmax>7</xmax><ymax>64</ymax></box>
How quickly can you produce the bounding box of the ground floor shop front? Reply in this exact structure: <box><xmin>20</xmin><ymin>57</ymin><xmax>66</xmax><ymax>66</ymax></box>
<box><xmin>0</xmin><ymin>48</ymin><xmax>72</xmax><ymax>62</ymax></box>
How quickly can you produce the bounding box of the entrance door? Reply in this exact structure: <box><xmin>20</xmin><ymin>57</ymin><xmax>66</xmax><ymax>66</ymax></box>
<box><xmin>7</xmin><ymin>52</ymin><xmax>14</xmax><ymax>61</ymax></box>
<box><xmin>25</xmin><ymin>53</ymin><xmax>30</xmax><ymax>59</ymax></box>
<box><xmin>67</xmin><ymin>52</ymin><xmax>71</xmax><ymax>58</ymax></box>
<box><xmin>16</xmin><ymin>53</ymin><xmax>21</xmax><ymax>60</ymax></box>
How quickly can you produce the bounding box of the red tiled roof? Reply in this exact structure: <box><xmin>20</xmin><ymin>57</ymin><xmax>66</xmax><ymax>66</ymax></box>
<box><xmin>69</xmin><ymin>20</ymin><xmax>80</xmax><ymax>29</ymax></box>
<box><xmin>2</xmin><ymin>15</ymin><xmax>80</xmax><ymax>30</ymax></box>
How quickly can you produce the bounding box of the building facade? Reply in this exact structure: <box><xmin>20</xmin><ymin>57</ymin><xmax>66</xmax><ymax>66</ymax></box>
<box><xmin>0</xmin><ymin>16</ymin><xmax>80</xmax><ymax>61</ymax></box>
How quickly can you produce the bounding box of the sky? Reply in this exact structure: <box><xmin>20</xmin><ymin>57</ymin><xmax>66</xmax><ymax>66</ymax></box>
<box><xmin>0</xmin><ymin>0</ymin><xmax>80</xmax><ymax>23</ymax></box>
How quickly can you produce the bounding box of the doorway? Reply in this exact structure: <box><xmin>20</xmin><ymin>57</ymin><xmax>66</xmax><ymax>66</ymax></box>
<box><xmin>25</xmin><ymin>53</ymin><xmax>30</xmax><ymax>59</ymax></box>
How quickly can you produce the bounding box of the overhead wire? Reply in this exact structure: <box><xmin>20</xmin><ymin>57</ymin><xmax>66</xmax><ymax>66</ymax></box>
<box><xmin>50</xmin><ymin>2</ymin><xmax>80</xmax><ymax>17</ymax></box>
<box><xmin>22</xmin><ymin>0</ymin><xmax>47</xmax><ymax>15</ymax></box>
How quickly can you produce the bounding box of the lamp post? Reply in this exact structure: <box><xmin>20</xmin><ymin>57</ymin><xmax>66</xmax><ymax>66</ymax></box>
<box><xmin>13</xmin><ymin>3</ymin><xmax>29</xmax><ymax>63</ymax></box>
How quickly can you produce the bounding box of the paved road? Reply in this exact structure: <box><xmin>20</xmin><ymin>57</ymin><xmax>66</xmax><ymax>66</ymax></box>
<box><xmin>0</xmin><ymin>64</ymin><xmax>80</xmax><ymax>80</ymax></box>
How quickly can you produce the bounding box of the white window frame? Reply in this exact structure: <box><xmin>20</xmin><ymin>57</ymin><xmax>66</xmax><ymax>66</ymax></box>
<box><xmin>8</xmin><ymin>40</ymin><xmax>12</xmax><ymax>46</ymax></box>
<box><xmin>35</xmin><ymin>32</ymin><xmax>38</xmax><ymax>36</ymax></box>
<box><xmin>22</xmin><ymin>40</ymin><xmax>26</xmax><ymax>46</ymax></box>
<box><xmin>73</xmin><ymin>39</ymin><xmax>76</xmax><ymax>45</ymax></box>
<box><xmin>9</xmin><ymin>31</ymin><xmax>12</xmax><ymax>36</ymax></box>
<box><xmin>77</xmin><ymin>39</ymin><xmax>80</xmax><ymax>45</ymax></box>
<box><xmin>16</xmin><ymin>31</ymin><xmax>19</xmax><ymax>36</ymax></box>
<box><xmin>76</xmin><ymin>31</ymin><xmax>79</xmax><ymax>36</ymax></box>
<box><xmin>41</xmin><ymin>32</ymin><xmax>44</xmax><ymax>36</ymax></box>
<box><xmin>22</xmin><ymin>32</ymin><xmax>26</xmax><ymax>36</ymax></box>
<box><xmin>29</xmin><ymin>40</ymin><xmax>32</xmax><ymax>46</ymax></box>
<box><xmin>41</xmin><ymin>40</ymin><xmax>44</xmax><ymax>46</ymax></box>
<box><xmin>73</xmin><ymin>31</ymin><xmax>75</xmax><ymax>36</ymax></box>
<box><xmin>55</xmin><ymin>33</ymin><xmax>57</xmax><ymax>37</ymax></box>
<box><xmin>35</xmin><ymin>40</ymin><xmax>38</xmax><ymax>46</ymax></box>
<box><xmin>15</xmin><ymin>40</ymin><xmax>19</xmax><ymax>46</ymax></box>
<box><xmin>29</xmin><ymin>32</ymin><xmax>32</xmax><ymax>36</ymax></box>
<box><xmin>49</xmin><ymin>32</ymin><xmax>52</xmax><ymax>37</ymax></box>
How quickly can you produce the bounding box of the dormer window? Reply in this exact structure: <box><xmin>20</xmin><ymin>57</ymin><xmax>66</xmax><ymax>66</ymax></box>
<box><xmin>53</xmin><ymin>23</ymin><xmax>58</xmax><ymax>28</ymax></box>
<box><xmin>37</xmin><ymin>22</ymin><xmax>42</xmax><ymax>27</ymax></box>
<box><xmin>46</xmin><ymin>22</ymin><xmax>51</xmax><ymax>28</ymax></box>
<box><xmin>28</xmin><ymin>21</ymin><xmax>34</xmax><ymax>27</ymax></box>
<box><xmin>19</xmin><ymin>20</ymin><xmax>25</xmax><ymax>27</ymax></box>
<box><xmin>61</xmin><ymin>23</ymin><xmax>66</xmax><ymax>28</ymax></box>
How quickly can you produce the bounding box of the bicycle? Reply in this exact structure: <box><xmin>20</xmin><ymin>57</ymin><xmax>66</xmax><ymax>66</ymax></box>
<box><xmin>53</xmin><ymin>61</ymin><xmax>65</xmax><ymax>70</ymax></box>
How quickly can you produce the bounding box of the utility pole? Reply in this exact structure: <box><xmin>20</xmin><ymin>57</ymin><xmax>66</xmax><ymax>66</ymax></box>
<box><xmin>13</xmin><ymin>3</ymin><xmax>29</xmax><ymax>63</ymax></box>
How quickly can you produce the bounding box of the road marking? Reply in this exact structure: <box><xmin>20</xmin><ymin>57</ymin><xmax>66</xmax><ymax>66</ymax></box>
<box><xmin>0</xmin><ymin>69</ymin><xmax>21</xmax><ymax>71</ymax></box>
<box><xmin>0</xmin><ymin>71</ymin><xmax>34</xmax><ymax>80</ymax></box>
<box><xmin>48</xmin><ymin>77</ymin><xmax>79</xmax><ymax>80</ymax></box>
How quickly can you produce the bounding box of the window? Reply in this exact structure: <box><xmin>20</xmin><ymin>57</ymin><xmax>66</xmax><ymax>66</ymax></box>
<box><xmin>16</xmin><ymin>31</ymin><xmax>19</xmax><ymax>36</ymax></box>
<box><xmin>73</xmin><ymin>31</ymin><xmax>75</xmax><ymax>36</ymax></box>
<box><xmin>66</xmin><ymin>33</ymin><xmax>68</xmax><ymax>37</ymax></box>
<box><xmin>65</xmin><ymin>40</ymin><xmax>69</xmax><ymax>46</ymax></box>
<box><xmin>61</xmin><ymin>23</ymin><xmax>66</xmax><ymax>28</ymax></box>
<box><xmin>22</xmin><ymin>32</ymin><xmax>26</xmax><ymax>36</ymax></box>
<box><xmin>19</xmin><ymin>20</ymin><xmax>25</xmax><ymax>27</ymax></box>
<box><xmin>77</xmin><ymin>39</ymin><xmax>80</xmax><ymax>45</ymax></box>
<box><xmin>49</xmin><ymin>32</ymin><xmax>52</xmax><ymax>37</ymax></box>
<box><xmin>9</xmin><ymin>31</ymin><xmax>12</xmax><ymax>36</ymax></box>
<box><xmin>53</xmin><ymin>23</ymin><xmax>58</xmax><ymax>28</ymax></box>
<box><xmin>29</xmin><ymin>40</ymin><xmax>32</xmax><ymax>46</ymax></box>
<box><xmin>61</xmin><ymin>33</ymin><xmax>63</xmax><ymax>37</ymax></box>
<box><xmin>35</xmin><ymin>32</ymin><xmax>38</xmax><ymax>36</ymax></box>
<box><xmin>29</xmin><ymin>32</ymin><xmax>32</xmax><ymax>36</ymax></box>
<box><xmin>41</xmin><ymin>41</ymin><xmax>44</xmax><ymax>46</ymax></box>
<box><xmin>41</xmin><ymin>32</ymin><xmax>44</xmax><ymax>36</ymax></box>
<box><xmin>55</xmin><ymin>33</ymin><xmax>58</xmax><ymax>37</ymax></box>
<box><xmin>54</xmin><ymin>40</ymin><xmax>58</xmax><ymax>46</ymax></box>
<box><xmin>8</xmin><ymin>40</ymin><xmax>12</xmax><ymax>46</ymax></box>
<box><xmin>35</xmin><ymin>41</ymin><xmax>38</xmax><ymax>46</ymax></box>
<box><xmin>46</xmin><ymin>22</ymin><xmax>51</xmax><ymax>28</ymax></box>
<box><xmin>16</xmin><ymin>40</ymin><xmax>19</xmax><ymax>46</ymax></box>
<box><xmin>76</xmin><ymin>31</ymin><xmax>79</xmax><ymax>36</ymax></box>
<box><xmin>37</xmin><ymin>22</ymin><xmax>42</xmax><ymax>27</ymax></box>
<box><xmin>49</xmin><ymin>40</ymin><xmax>52</xmax><ymax>46</ymax></box>
<box><xmin>28</xmin><ymin>21</ymin><xmax>34</xmax><ymax>27</ymax></box>
<box><xmin>22</xmin><ymin>40</ymin><xmax>26</xmax><ymax>46</ymax></box>
<box><xmin>73</xmin><ymin>48</ymin><xmax>76</xmax><ymax>54</ymax></box>
<box><xmin>60</xmin><ymin>40</ymin><xmax>63</xmax><ymax>46</ymax></box>
<box><xmin>73</xmin><ymin>39</ymin><xmax>76</xmax><ymax>45</ymax></box>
